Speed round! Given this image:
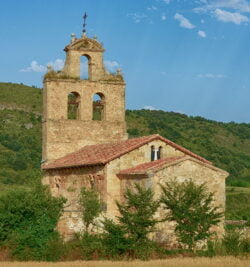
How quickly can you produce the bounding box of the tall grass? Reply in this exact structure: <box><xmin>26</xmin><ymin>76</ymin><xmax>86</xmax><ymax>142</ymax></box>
<box><xmin>0</xmin><ymin>257</ymin><xmax>249</xmax><ymax>267</ymax></box>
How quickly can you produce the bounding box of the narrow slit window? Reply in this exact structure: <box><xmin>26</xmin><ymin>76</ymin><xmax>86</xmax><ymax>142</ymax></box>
<box><xmin>157</xmin><ymin>146</ymin><xmax>162</xmax><ymax>160</ymax></box>
<box><xmin>151</xmin><ymin>146</ymin><xmax>155</xmax><ymax>161</ymax></box>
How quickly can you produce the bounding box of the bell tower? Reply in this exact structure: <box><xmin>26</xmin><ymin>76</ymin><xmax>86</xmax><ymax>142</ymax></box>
<box><xmin>42</xmin><ymin>19</ymin><xmax>128</xmax><ymax>163</ymax></box>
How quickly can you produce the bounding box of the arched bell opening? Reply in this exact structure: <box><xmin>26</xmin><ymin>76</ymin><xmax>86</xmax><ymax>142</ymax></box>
<box><xmin>80</xmin><ymin>54</ymin><xmax>91</xmax><ymax>80</ymax></box>
<box><xmin>67</xmin><ymin>92</ymin><xmax>81</xmax><ymax>120</ymax></box>
<box><xmin>92</xmin><ymin>93</ymin><xmax>105</xmax><ymax>121</ymax></box>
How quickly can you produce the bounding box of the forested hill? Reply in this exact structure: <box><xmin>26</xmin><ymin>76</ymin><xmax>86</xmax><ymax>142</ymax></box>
<box><xmin>0</xmin><ymin>82</ymin><xmax>250</xmax><ymax>187</ymax></box>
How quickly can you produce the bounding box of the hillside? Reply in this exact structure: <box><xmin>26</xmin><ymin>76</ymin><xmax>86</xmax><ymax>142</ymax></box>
<box><xmin>0</xmin><ymin>82</ymin><xmax>250</xmax><ymax>187</ymax></box>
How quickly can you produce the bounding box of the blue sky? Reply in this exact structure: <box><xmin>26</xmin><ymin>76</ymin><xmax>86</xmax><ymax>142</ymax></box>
<box><xmin>0</xmin><ymin>0</ymin><xmax>250</xmax><ymax>123</ymax></box>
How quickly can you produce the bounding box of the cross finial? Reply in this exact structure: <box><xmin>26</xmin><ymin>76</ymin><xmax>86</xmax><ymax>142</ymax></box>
<box><xmin>82</xmin><ymin>12</ymin><xmax>88</xmax><ymax>36</ymax></box>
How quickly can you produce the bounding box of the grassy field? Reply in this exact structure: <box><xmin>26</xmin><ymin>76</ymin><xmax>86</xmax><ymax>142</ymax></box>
<box><xmin>226</xmin><ymin>186</ymin><xmax>250</xmax><ymax>195</ymax></box>
<box><xmin>0</xmin><ymin>257</ymin><xmax>249</xmax><ymax>267</ymax></box>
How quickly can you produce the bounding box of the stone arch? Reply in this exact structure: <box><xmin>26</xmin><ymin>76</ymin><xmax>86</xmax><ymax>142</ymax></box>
<box><xmin>80</xmin><ymin>54</ymin><xmax>92</xmax><ymax>80</ymax></box>
<box><xmin>92</xmin><ymin>92</ymin><xmax>105</xmax><ymax>121</ymax></box>
<box><xmin>67</xmin><ymin>92</ymin><xmax>81</xmax><ymax>120</ymax></box>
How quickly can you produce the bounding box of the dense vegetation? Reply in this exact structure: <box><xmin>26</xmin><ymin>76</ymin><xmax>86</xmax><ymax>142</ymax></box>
<box><xmin>0</xmin><ymin>182</ymin><xmax>248</xmax><ymax>261</ymax></box>
<box><xmin>0</xmin><ymin>82</ymin><xmax>249</xmax><ymax>221</ymax></box>
<box><xmin>0</xmin><ymin>183</ymin><xmax>64</xmax><ymax>261</ymax></box>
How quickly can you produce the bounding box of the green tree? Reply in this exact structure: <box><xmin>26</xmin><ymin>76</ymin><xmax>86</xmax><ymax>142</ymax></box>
<box><xmin>116</xmin><ymin>183</ymin><xmax>160</xmax><ymax>242</ymax></box>
<box><xmin>0</xmin><ymin>183</ymin><xmax>65</xmax><ymax>260</ymax></box>
<box><xmin>102</xmin><ymin>218</ymin><xmax>131</xmax><ymax>257</ymax></box>
<box><xmin>79</xmin><ymin>187</ymin><xmax>102</xmax><ymax>233</ymax></box>
<box><xmin>160</xmin><ymin>179</ymin><xmax>223</xmax><ymax>250</ymax></box>
<box><xmin>102</xmin><ymin>184</ymin><xmax>161</xmax><ymax>258</ymax></box>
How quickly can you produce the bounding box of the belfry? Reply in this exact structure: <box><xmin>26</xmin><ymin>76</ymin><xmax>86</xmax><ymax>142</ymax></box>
<box><xmin>42</xmin><ymin>15</ymin><xmax>127</xmax><ymax>164</ymax></box>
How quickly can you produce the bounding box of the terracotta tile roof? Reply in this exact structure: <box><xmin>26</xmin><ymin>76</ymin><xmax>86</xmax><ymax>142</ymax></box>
<box><xmin>42</xmin><ymin>134</ymin><xmax>212</xmax><ymax>170</ymax></box>
<box><xmin>118</xmin><ymin>155</ymin><xmax>228</xmax><ymax>177</ymax></box>
<box><xmin>118</xmin><ymin>156</ymin><xmax>186</xmax><ymax>176</ymax></box>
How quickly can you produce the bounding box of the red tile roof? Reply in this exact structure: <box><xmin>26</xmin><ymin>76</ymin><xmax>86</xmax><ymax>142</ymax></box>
<box><xmin>118</xmin><ymin>156</ymin><xmax>186</xmax><ymax>176</ymax></box>
<box><xmin>42</xmin><ymin>134</ymin><xmax>212</xmax><ymax>170</ymax></box>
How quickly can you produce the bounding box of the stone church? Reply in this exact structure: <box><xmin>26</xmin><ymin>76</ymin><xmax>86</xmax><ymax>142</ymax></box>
<box><xmin>41</xmin><ymin>24</ymin><xmax>228</xmax><ymax>243</ymax></box>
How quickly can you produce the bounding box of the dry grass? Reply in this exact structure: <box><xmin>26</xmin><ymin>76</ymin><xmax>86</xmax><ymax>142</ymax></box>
<box><xmin>0</xmin><ymin>257</ymin><xmax>249</xmax><ymax>267</ymax></box>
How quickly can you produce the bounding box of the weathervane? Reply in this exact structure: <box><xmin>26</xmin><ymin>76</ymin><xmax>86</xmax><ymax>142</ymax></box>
<box><xmin>82</xmin><ymin>12</ymin><xmax>88</xmax><ymax>36</ymax></box>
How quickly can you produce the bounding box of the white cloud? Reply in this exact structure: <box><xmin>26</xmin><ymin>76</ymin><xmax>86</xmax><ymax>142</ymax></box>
<box><xmin>197</xmin><ymin>73</ymin><xmax>227</xmax><ymax>78</ymax></box>
<box><xmin>201</xmin><ymin>19</ymin><xmax>205</xmax><ymax>23</ymax></box>
<box><xmin>143</xmin><ymin>106</ymin><xmax>158</xmax><ymax>110</ymax></box>
<box><xmin>162</xmin><ymin>0</ymin><xmax>171</xmax><ymax>4</ymax></box>
<box><xmin>20</xmin><ymin>59</ymin><xmax>120</xmax><ymax>75</ymax></box>
<box><xmin>161</xmin><ymin>14</ymin><xmax>167</xmax><ymax>20</ymax></box>
<box><xmin>174</xmin><ymin>13</ymin><xmax>196</xmax><ymax>29</ymax></box>
<box><xmin>104</xmin><ymin>60</ymin><xmax>120</xmax><ymax>72</ymax></box>
<box><xmin>147</xmin><ymin>6</ymin><xmax>157</xmax><ymax>11</ymax></box>
<box><xmin>20</xmin><ymin>59</ymin><xmax>64</xmax><ymax>73</ymax></box>
<box><xmin>79</xmin><ymin>60</ymin><xmax>120</xmax><ymax>77</ymax></box>
<box><xmin>198</xmin><ymin>30</ymin><xmax>207</xmax><ymax>37</ymax></box>
<box><xmin>47</xmin><ymin>59</ymin><xmax>64</xmax><ymax>71</ymax></box>
<box><xmin>127</xmin><ymin>13</ymin><xmax>147</xmax><ymax>23</ymax></box>
<box><xmin>19</xmin><ymin>61</ymin><xmax>47</xmax><ymax>72</ymax></box>
<box><xmin>214</xmin><ymin>8</ymin><xmax>249</xmax><ymax>24</ymax></box>
<box><xmin>195</xmin><ymin>0</ymin><xmax>250</xmax><ymax>13</ymax></box>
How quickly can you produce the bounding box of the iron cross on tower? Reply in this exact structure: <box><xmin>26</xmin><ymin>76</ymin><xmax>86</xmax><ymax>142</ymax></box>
<box><xmin>82</xmin><ymin>12</ymin><xmax>88</xmax><ymax>36</ymax></box>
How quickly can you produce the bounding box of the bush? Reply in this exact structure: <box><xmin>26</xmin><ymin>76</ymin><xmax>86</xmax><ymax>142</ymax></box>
<box><xmin>116</xmin><ymin>184</ymin><xmax>160</xmax><ymax>243</ymax></box>
<box><xmin>102</xmin><ymin>184</ymin><xmax>161</xmax><ymax>259</ymax></box>
<box><xmin>201</xmin><ymin>228</ymin><xmax>250</xmax><ymax>257</ymax></box>
<box><xmin>0</xmin><ymin>183</ymin><xmax>65</xmax><ymax>261</ymax></box>
<box><xmin>79</xmin><ymin>187</ymin><xmax>102</xmax><ymax>233</ymax></box>
<box><xmin>79</xmin><ymin>232</ymin><xmax>104</xmax><ymax>260</ymax></box>
<box><xmin>102</xmin><ymin>218</ymin><xmax>133</xmax><ymax>258</ymax></box>
<box><xmin>223</xmin><ymin>229</ymin><xmax>250</xmax><ymax>255</ymax></box>
<box><xmin>160</xmin><ymin>179</ymin><xmax>223</xmax><ymax>250</ymax></box>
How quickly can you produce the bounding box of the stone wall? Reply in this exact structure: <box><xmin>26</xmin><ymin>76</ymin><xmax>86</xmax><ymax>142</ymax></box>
<box><xmin>42</xmin><ymin>79</ymin><xmax>127</xmax><ymax>162</ymax></box>
<box><xmin>63</xmin><ymin>36</ymin><xmax>105</xmax><ymax>81</ymax></box>
<box><xmin>63</xmin><ymin>50</ymin><xmax>105</xmax><ymax>81</ymax></box>
<box><xmin>42</xmin><ymin>35</ymin><xmax>127</xmax><ymax>162</ymax></box>
<box><xmin>42</xmin><ymin>165</ymin><xmax>106</xmax><ymax>240</ymax></box>
<box><xmin>119</xmin><ymin>158</ymin><xmax>228</xmax><ymax>247</ymax></box>
<box><xmin>106</xmin><ymin>140</ymin><xmax>184</xmax><ymax>217</ymax></box>
<box><xmin>43</xmin><ymin>140</ymin><xmax>227</xmax><ymax>244</ymax></box>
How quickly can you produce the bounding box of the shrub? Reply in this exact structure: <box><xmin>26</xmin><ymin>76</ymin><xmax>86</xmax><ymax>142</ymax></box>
<box><xmin>79</xmin><ymin>232</ymin><xmax>104</xmax><ymax>260</ymax></box>
<box><xmin>222</xmin><ymin>228</ymin><xmax>250</xmax><ymax>255</ymax></box>
<box><xmin>102</xmin><ymin>184</ymin><xmax>161</xmax><ymax>259</ymax></box>
<box><xmin>0</xmin><ymin>183</ymin><xmax>65</xmax><ymax>260</ymax></box>
<box><xmin>102</xmin><ymin>218</ymin><xmax>133</xmax><ymax>258</ymax></box>
<box><xmin>116</xmin><ymin>183</ymin><xmax>160</xmax><ymax>243</ymax></box>
<box><xmin>79</xmin><ymin>187</ymin><xmax>102</xmax><ymax>233</ymax></box>
<box><xmin>160</xmin><ymin>179</ymin><xmax>223</xmax><ymax>251</ymax></box>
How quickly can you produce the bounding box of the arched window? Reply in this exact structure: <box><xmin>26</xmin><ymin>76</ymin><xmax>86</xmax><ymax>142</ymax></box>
<box><xmin>151</xmin><ymin>146</ymin><xmax>155</xmax><ymax>162</ymax></box>
<box><xmin>151</xmin><ymin>146</ymin><xmax>162</xmax><ymax>161</ymax></box>
<box><xmin>157</xmin><ymin>146</ymin><xmax>162</xmax><ymax>160</ymax></box>
<box><xmin>80</xmin><ymin>54</ymin><xmax>91</xmax><ymax>80</ymax></box>
<box><xmin>67</xmin><ymin>92</ymin><xmax>80</xmax><ymax>120</ymax></box>
<box><xmin>93</xmin><ymin>93</ymin><xmax>105</xmax><ymax>121</ymax></box>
